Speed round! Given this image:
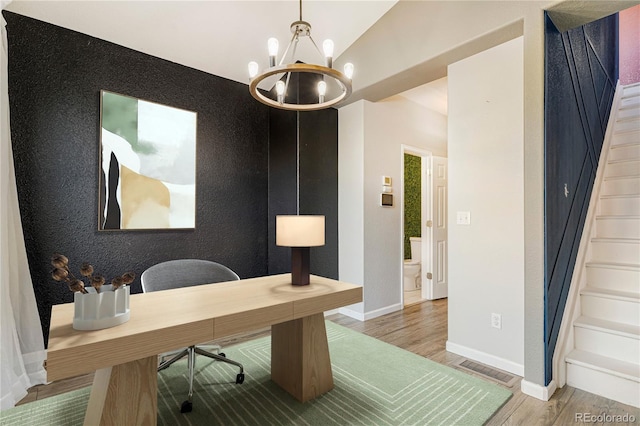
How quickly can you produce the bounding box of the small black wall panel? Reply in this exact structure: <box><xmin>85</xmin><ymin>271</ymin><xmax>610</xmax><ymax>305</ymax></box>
<box><xmin>544</xmin><ymin>12</ymin><xmax>618</xmax><ymax>384</ymax></box>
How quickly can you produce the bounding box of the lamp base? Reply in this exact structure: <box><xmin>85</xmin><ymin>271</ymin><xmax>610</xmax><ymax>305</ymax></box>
<box><xmin>291</xmin><ymin>247</ymin><xmax>310</xmax><ymax>286</ymax></box>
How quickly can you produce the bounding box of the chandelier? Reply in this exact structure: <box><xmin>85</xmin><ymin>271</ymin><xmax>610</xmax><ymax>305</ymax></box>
<box><xmin>247</xmin><ymin>0</ymin><xmax>354</xmax><ymax>111</ymax></box>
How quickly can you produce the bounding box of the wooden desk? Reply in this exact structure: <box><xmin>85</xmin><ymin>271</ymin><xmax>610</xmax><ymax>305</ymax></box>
<box><xmin>47</xmin><ymin>274</ymin><xmax>362</xmax><ymax>425</ymax></box>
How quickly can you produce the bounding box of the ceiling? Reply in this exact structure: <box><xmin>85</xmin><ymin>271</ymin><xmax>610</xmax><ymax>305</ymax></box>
<box><xmin>5</xmin><ymin>0</ymin><xmax>397</xmax><ymax>86</ymax></box>
<box><xmin>396</xmin><ymin>76</ymin><xmax>448</xmax><ymax>116</ymax></box>
<box><xmin>5</xmin><ymin>0</ymin><xmax>451</xmax><ymax>113</ymax></box>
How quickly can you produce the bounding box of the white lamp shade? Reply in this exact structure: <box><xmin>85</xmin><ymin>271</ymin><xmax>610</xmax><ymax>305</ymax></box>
<box><xmin>276</xmin><ymin>215</ymin><xmax>325</xmax><ymax>247</ymax></box>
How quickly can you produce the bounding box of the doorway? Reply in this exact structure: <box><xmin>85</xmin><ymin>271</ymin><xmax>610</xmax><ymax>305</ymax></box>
<box><xmin>401</xmin><ymin>146</ymin><xmax>448</xmax><ymax>307</ymax></box>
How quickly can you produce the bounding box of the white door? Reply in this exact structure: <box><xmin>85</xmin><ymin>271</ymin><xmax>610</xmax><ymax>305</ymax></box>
<box><xmin>423</xmin><ymin>156</ymin><xmax>448</xmax><ymax>300</ymax></box>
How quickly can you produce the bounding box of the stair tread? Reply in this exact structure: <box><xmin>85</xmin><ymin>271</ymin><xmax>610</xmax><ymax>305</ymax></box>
<box><xmin>603</xmin><ymin>175</ymin><xmax>640</xmax><ymax>181</ymax></box>
<box><xmin>586</xmin><ymin>261</ymin><xmax>640</xmax><ymax>270</ymax></box>
<box><xmin>591</xmin><ymin>237</ymin><xmax>640</xmax><ymax>243</ymax></box>
<box><xmin>582</xmin><ymin>286</ymin><xmax>640</xmax><ymax>301</ymax></box>
<box><xmin>566</xmin><ymin>349</ymin><xmax>640</xmax><ymax>381</ymax></box>
<box><xmin>596</xmin><ymin>214</ymin><xmax>640</xmax><ymax>219</ymax></box>
<box><xmin>600</xmin><ymin>194</ymin><xmax>640</xmax><ymax>199</ymax></box>
<box><xmin>574</xmin><ymin>315</ymin><xmax>640</xmax><ymax>339</ymax></box>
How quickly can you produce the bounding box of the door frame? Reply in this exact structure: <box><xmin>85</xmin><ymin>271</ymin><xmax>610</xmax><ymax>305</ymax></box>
<box><xmin>400</xmin><ymin>145</ymin><xmax>432</xmax><ymax>306</ymax></box>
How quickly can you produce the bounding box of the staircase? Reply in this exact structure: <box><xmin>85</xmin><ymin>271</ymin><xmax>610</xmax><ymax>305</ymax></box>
<box><xmin>565</xmin><ymin>82</ymin><xmax>640</xmax><ymax>408</ymax></box>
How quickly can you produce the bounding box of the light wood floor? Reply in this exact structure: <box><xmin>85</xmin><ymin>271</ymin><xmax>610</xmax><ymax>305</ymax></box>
<box><xmin>19</xmin><ymin>300</ymin><xmax>640</xmax><ymax>425</ymax></box>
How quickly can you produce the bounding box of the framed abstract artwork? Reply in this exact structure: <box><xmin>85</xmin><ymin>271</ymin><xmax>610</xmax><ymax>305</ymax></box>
<box><xmin>99</xmin><ymin>90</ymin><xmax>197</xmax><ymax>230</ymax></box>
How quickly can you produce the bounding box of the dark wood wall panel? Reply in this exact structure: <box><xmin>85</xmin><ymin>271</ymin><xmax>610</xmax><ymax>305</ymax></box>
<box><xmin>544</xmin><ymin>13</ymin><xmax>618</xmax><ymax>384</ymax></box>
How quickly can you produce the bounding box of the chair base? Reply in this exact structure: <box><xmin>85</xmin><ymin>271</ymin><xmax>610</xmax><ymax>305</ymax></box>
<box><xmin>158</xmin><ymin>345</ymin><xmax>245</xmax><ymax>412</ymax></box>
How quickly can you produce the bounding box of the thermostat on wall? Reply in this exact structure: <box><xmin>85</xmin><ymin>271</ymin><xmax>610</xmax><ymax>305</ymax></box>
<box><xmin>381</xmin><ymin>193</ymin><xmax>393</xmax><ymax>207</ymax></box>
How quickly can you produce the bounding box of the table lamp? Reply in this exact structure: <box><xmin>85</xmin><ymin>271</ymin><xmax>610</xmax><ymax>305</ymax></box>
<box><xmin>276</xmin><ymin>215</ymin><xmax>325</xmax><ymax>285</ymax></box>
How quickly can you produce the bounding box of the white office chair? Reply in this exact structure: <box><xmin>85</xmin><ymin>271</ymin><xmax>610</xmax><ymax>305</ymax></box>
<box><xmin>141</xmin><ymin>259</ymin><xmax>245</xmax><ymax>413</ymax></box>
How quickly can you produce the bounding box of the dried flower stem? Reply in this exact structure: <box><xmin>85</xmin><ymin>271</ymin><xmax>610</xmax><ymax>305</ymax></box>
<box><xmin>51</xmin><ymin>254</ymin><xmax>134</xmax><ymax>295</ymax></box>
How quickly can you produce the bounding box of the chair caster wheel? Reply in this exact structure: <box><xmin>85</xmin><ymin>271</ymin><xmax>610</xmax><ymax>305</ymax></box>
<box><xmin>180</xmin><ymin>400</ymin><xmax>193</xmax><ymax>413</ymax></box>
<box><xmin>219</xmin><ymin>352</ymin><xmax>226</xmax><ymax>358</ymax></box>
<box><xmin>236</xmin><ymin>373</ymin><xmax>245</xmax><ymax>384</ymax></box>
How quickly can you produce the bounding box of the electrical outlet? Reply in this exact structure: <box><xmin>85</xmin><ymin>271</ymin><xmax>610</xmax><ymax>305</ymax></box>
<box><xmin>491</xmin><ymin>313</ymin><xmax>502</xmax><ymax>329</ymax></box>
<box><xmin>456</xmin><ymin>211</ymin><xmax>471</xmax><ymax>225</ymax></box>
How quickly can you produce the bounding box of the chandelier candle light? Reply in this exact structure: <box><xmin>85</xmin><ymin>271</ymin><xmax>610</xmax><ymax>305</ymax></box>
<box><xmin>248</xmin><ymin>0</ymin><xmax>354</xmax><ymax>111</ymax></box>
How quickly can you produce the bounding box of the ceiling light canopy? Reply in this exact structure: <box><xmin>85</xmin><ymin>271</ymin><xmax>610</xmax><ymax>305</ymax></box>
<box><xmin>247</xmin><ymin>0</ymin><xmax>354</xmax><ymax>111</ymax></box>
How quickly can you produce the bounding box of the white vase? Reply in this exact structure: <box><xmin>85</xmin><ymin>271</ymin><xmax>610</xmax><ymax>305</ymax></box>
<box><xmin>73</xmin><ymin>284</ymin><xmax>130</xmax><ymax>330</ymax></box>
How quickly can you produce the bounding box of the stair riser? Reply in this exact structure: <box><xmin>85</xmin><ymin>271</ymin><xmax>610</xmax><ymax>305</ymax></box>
<box><xmin>590</xmin><ymin>241</ymin><xmax>640</xmax><ymax>264</ymax></box>
<box><xmin>609</xmin><ymin>144</ymin><xmax>640</xmax><ymax>161</ymax></box>
<box><xmin>574</xmin><ymin>327</ymin><xmax>640</xmax><ymax>364</ymax></box>
<box><xmin>599</xmin><ymin>196</ymin><xmax>640</xmax><ymax>215</ymax></box>
<box><xmin>566</xmin><ymin>363</ymin><xmax>640</xmax><ymax>408</ymax></box>
<box><xmin>603</xmin><ymin>177</ymin><xmax>640</xmax><ymax>196</ymax></box>
<box><xmin>611</xmin><ymin>131</ymin><xmax>640</xmax><ymax>147</ymax></box>
<box><xmin>623</xmin><ymin>85</ymin><xmax>640</xmax><ymax>98</ymax></box>
<box><xmin>617</xmin><ymin>106</ymin><xmax>640</xmax><ymax>120</ymax></box>
<box><xmin>587</xmin><ymin>266</ymin><xmax>640</xmax><ymax>293</ymax></box>
<box><xmin>615</xmin><ymin>119</ymin><xmax>640</xmax><ymax>133</ymax></box>
<box><xmin>620</xmin><ymin>95</ymin><xmax>640</xmax><ymax>110</ymax></box>
<box><xmin>624</xmin><ymin>86</ymin><xmax>640</xmax><ymax>95</ymax></box>
<box><xmin>605</xmin><ymin>160</ymin><xmax>640</xmax><ymax>178</ymax></box>
<box><xmin>596</xmin><ymin>218</ymin><xmax>640</xmax><ymax>238</ymax></box>
<box><xmin>581</xmin><ymin>295</ymin><xmax>640</xmax><ymax>327</ymax></box>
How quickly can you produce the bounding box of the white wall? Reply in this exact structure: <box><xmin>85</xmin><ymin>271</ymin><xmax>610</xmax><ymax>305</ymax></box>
<box><xmin>338</xmin><ymin>102</ymin><xmax>365</xmax><ymax>316</ymax></box>
<box><xmin>446</xmin><ymin>37</ymin><xmax>525</xmax><ymax>375</ymax></box>
<box><xmin>339</xmin><ymin>97</ymin><xmax>447</xmax><ymax>318</ymax></box>
<box><xmin>337</xmin><ymin>0</ymin><xmax>548</xmax><ymax>389</ymax></box>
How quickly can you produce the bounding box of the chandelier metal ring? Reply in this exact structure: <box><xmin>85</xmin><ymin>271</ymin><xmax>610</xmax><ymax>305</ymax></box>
<box><xmin>249</xmin><ymin>64</ymin><xmax>352</xmax><ymax>111</ymax></box>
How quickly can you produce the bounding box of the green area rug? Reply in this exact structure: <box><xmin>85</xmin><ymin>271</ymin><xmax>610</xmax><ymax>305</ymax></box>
<box><xmin>1</xmin><ymin>321</ymin><xmax>511</xmax><ymax>425</ymax></box>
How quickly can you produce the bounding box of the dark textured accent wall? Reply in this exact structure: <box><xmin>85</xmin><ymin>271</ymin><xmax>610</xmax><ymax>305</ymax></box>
<box><xmin>544</xmin><ymin>12</ymin><xmax>618</xmax><ymax>384</ymax></box>
<box><xmin>403</xmin><ymin>154</ymin><xmax>421</xmax><ymax>260</ymax></box>
<box><xmin>4</xmin><ymin>11</ymin><xmax>339</xmax><ymax>342</ymax></box>
<box><xmin>267</xmin><ymin>68</ymin><xmax>338</xmax><ymax>279</ymax></box>
<box><xmin>268</xmin><ymin>109</ymin><xmax>339</xmax><ymax>279</ymax></box>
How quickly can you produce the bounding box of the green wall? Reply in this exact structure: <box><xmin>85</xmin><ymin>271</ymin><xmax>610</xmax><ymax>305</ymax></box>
<box><xmin>404</xmin><ymin>154</ymin><xmax>421</xmax><ymax>259</ymax></box>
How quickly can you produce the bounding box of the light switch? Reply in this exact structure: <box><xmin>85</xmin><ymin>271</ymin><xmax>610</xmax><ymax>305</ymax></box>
<box><xmin>456</xmin><ymin>211</ymin><xmax>471</xmax><ymax>225</ymax></box>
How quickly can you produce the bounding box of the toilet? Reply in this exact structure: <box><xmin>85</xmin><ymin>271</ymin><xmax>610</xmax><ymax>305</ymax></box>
<box><xmin>403</xmin><ymin>237</ymin><xmax>422</xmax><ymax>291</ymax></box>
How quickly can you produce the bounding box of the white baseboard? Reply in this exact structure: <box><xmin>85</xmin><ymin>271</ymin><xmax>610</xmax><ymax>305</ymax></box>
<box><xmin>521</xmin><ymin>379</ymin><xmax>557</xmax><ymax>401</ymax></box>
<box><xmin>446</xmin><ymin>341</ymin><xmax>525</xmax><ymax>377</ymax></box>
<box><xmin>339</xmin><ymin>303</ymin><xmax>402</xmax><ymax>322</ymax></box>
<box><xmin>324</xmin><ymin>309</ymin><xmax>339</xmax><ymax>317</ymax></box>
<box><xmin>338</xmin><ymin>306</ymin><xmax>365</xmax><ymax>321</ymax></box>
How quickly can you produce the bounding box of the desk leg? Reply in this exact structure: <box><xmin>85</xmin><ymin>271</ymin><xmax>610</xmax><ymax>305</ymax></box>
<box><xmin>271</xmin><ymin>313</ymin><xmax>334</xmax><ymax>402</ymax></box>
<box><xmin>84</xmin><ymin>356</ymin><xmax>158</xmax><ymax>426</ymax></box>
